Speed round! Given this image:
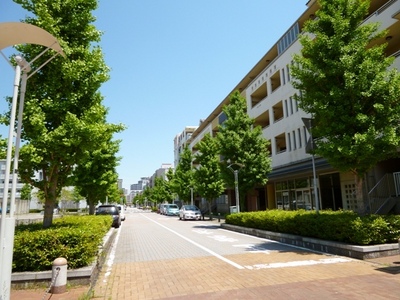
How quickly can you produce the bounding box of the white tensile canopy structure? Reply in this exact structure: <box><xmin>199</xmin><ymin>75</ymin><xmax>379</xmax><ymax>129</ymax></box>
<box><xmin>0</xmin><ymin>22</ymin><xmax>65</xmax><ymax>56</ymax></box>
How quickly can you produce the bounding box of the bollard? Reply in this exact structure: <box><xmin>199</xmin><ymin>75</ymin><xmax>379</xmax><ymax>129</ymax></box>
<box><xmin>218</xmin><ymin>213</ymin><xmax>221</xmax><ymax>222</ymax></box>
<box><xmin>51</xmin><ymin>257</ymin><xmax>67</xmax><ymax>294</ymax></box>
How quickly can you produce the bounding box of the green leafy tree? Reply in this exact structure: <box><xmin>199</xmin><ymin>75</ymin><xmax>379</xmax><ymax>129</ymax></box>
<box><xmin>106</xmin><ymin>183</ymin><xmax>122</xmax><ymax>204</ymax></box>
<box><xmin>134</xmin><ymin>192</ymin><xmax>145</xmax><ymax>207</ymax></box>
<box><xmin>141</xmin><ymin>186</ymin><xmax>152</xmax><ymax>207</ymax></box>
<box><xmin>119</xmin><ymin>189</ymin><xmax>127</xmax><ymax>205</ymax></box>
<box><xmin>170</xmin><ymin>146</ymin><xmax>194</xmax><ymax>204</ymax></box>
<box><xmin>74</xmin><ymin>135</ymin><xmax>123</xmax><ymax>215</ymax></box>
<box><xmin>20</xmin><ymin>184</ymin><xmax>33</xmax><ymax>201</ymax></box>
<box><xmin>11</xmin><ymin>0</ymin><xmax>114</xmax><ymax>228</ymax></box>
<box><xmin>217</xmin><ymin>91</ymin><xmax>272</xmax><ymax>211</ymax></box>
<box><xmin>0</xmin><ymin>138</ymin><xmax>8</xmax><ymax>159</ymax></box>
<box><xmin>194</xmin><ymin>133</ymin><xmax>225</xmax><ymax>218</ymax></box>
<box><xmin>291</xmin><ymin>0</ymin><xmax>400</xmax><ymax>213</ymax></box>
<box><xmin>151</xmin><ymin>177</ymin><xmax>174</xmax><ymax>205</ymax></box>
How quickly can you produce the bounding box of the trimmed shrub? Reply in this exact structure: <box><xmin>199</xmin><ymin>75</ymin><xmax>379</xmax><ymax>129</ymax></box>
<box><xmin>226</xmin><ymin>209</ymin><xmax>400</xmax><ymax>245</ymax></box>
<box><xmin>13</xmin><ymin>215</ymin><xmax>112</xmax><ymax>272</ymax></box>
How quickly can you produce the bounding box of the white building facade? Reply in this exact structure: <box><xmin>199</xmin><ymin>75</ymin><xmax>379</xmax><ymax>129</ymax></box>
<box><xmin>188</xmin><ymin>0</ymin><xmax>400</xmax><ymax>214</ymax></box>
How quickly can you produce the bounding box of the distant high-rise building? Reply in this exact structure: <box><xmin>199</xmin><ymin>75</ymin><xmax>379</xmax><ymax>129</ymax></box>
<box><xmin>130</xmin><ymin>177</ymin><xmax>150</xmax><ymax>191</ymax></box>
<box><xmin>117</xmin><ymin>179</ymin><xmax>123</xmax><ymax>190</ymax></box>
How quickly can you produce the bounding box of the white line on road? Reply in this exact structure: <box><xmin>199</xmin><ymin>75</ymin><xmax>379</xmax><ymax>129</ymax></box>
<box><xmin>141</xmin><ymin>214</ymin><xmax>245</xmax><ymax>269</ymax></box>
<box><xmin>245</xmin><ymin>257</ymin><xmax>352</xmax><ymax>270</ymax></box>
<box><xmin>102</xmin><ymin>224</ymin><xmax>122</xmax><ymax>283</ymax></box>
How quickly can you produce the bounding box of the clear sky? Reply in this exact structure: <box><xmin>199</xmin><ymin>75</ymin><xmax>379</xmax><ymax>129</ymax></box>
<box><xmin>1</xmin><ymin>1</ymin><xmax>307</xmax><ymax>190</ymax></box>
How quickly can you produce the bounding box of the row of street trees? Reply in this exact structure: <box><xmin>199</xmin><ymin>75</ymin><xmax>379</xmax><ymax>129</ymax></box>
<box><xmin>137</xmin><ymin>91</ymin><xmax>272</xmax><ymax>214</ymax></box>
<box><xmin>2</xmin><ymin>0</ymin><xmax>125</xmax><ymax>227</ymax></box>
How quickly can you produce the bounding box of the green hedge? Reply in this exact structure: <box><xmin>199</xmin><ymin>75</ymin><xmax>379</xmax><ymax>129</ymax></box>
<box><xmin>226</xmin><ymin>210</ymin><xmax>400</xmax><ymax>245</ymax></box>
<box><xmin>13</xmin><ymin>215</ymin><xmax>112</xmax><ymax>272</ymax></box>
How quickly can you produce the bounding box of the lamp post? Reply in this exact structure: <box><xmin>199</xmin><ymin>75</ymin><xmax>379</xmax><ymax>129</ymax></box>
<box><xmin>0</xmin><ymin>22</ymin><xmax>65</xmax><ymax>300</ymax></box>
<box><xmin>227</xmin><ymin>162</ymin><xmax>244</xmax><ymax>213</ymax></box>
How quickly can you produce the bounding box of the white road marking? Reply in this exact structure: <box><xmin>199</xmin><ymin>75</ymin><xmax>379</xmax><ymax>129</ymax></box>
<box><xmin>102</xmin><ymin>225</ymin><xmax>122</xmax><ymax>282</ymax></box>
<box><xmin>142</xmin><ymin>214</ymin><xmax>245</xmax><ymax>269</ymax></box>
<box><xmin>192</xmin><ymin>228</ymin><xmax>213</xmax><ymax>235</ymax></box>
<box><xmin>245</xmin><ymin>257</ymin><xmax>351</xmax><ymax>270</ymax></box>
<box><xmin>233</xmin><ymin>244</ymin><xmax>272</xmax><ymax>254</ymax></box>
<box><xmin>207</xmin><ymin>235</ymin><xmax>238</xmax><ymax>242</ymax></box>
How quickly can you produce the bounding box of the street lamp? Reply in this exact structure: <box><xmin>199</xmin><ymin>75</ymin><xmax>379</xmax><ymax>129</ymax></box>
<box><xmin>227</xmin><ymin>162</ymin><xmax>244</xmax><ymax>213</ymax></box>
<box><xmin>0</xmin><ymin>22</ymin><xmax>65</xmax><ymax>300</ymax></box>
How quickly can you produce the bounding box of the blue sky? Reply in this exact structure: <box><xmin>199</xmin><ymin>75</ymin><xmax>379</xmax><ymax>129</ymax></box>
<box><xmin>1</xmin><ymin>1</ymin><xmax>307</xmax><ymax>190</ymax></box>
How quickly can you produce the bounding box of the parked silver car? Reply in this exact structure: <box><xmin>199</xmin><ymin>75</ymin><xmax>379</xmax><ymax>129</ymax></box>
<box><xmin>179</xmin><ymin>205</ymin><xmax>202</xmax><ymax>220</ymax></box>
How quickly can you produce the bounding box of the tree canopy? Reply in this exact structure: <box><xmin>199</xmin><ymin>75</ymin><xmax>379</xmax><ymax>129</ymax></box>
<box><xmin>169</xmin><ymin>146</ymin><xmax>194</xmax><ymax>204</ymax></box>
<box><xmin>217</xmin><ymin>91</ymin><xmax>272</xmax><ymax>211</ymax></box>
<box><xmin>194</xmin><ymin>133</ymin><xmax>225</xmax><ymax>216</ymax></box>
<box><xmin>10</xmin><ymin>0</ymin><xmax>124</xmax><ymax>227</ymax></box>
<box><xmin>291</xmin><ymin>0</ymin><xmax>400</xmax><ymax>212</ymax></box>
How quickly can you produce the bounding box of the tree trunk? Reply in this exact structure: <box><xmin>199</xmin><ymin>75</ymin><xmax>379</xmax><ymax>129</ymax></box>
<box><xmin>86</xmin><ymin>196</ymin><xmax>96</xmax><ymax>215</ymax></box>
<box><xmin>42</xmin><ymin>175</ymin><xmax>58</xmax><ymax>228</ymax></box>
<box><xmin>88</xmin><ymin>203</ymin><xmax>96</xmax><ymax>215</ymax></box>
<box><xmin>208</xmin><ymin>201</ymin><xmax>212</xmax><ymax>220</ymax></box>
<box><xmin>42</xmin><ymin>198</ymin><xmax>55</xmax><ymax>228</ymax></box>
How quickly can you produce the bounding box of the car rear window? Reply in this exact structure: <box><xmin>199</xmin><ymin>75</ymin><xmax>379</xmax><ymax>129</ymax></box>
<box><xmin>168</xmin><ymin>205</ymin><xmax>178</xmax><ymax>209</ymax></box>
<box><xmin>97</xmin><ymin>206</ymin><xmax>119</xmax><ymax>215</ymax></box>
<box><xmin>185</xmin><ymin>205</ymin><xmax>198</xmax><ymax>210</ymax></box>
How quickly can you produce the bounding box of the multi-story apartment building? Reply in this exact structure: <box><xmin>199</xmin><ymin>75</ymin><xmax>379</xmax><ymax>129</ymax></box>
<box><xmin>188</xmin><ymin>0</ymin><xmax>400</xmax><ymax>214</ymax></box>
<box><xmin>174</xmin><ymin>126</ymin><xmax>198</xmax><ymax>168</ymax></box>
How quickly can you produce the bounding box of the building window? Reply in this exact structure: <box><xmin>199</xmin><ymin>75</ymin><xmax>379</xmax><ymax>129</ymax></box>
<box><xmin>288</xmin><ymin>132</ymin><xmax>292</xmax><ymax>151</ymax></box>
<box><xmin>298</xmin><ymin>128</ymin><xmax>302</xmax><ymax>148</ymax></box>
<box><xmin>292</xmin><ymin>130</ymin><xmax>297</xmax><ymax>150</ymax></box>
<box><xmin>284</xmin><ymin>99</ymin><xmax>289</xmax><ymax>117</ymax></box>
<box><xmin>289</xmin><ymin>97</ymin><xmax>294</xmax><ymax>115</ymax></box>
<box><xmin>277</xmin><ymin>23</ymin><xmax>300</xmax><ymax>55</ymax></box>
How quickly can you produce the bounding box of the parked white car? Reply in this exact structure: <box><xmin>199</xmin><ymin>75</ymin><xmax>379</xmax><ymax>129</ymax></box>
<box><xmin>117</xmin><ymin>204</ymin><xmax>126</xmax><ymax>221</ymax></box>
<box><xmin>179</xmin><ymin>205</ymin><xmax>202</xmax><ymax>220</ymax></box>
